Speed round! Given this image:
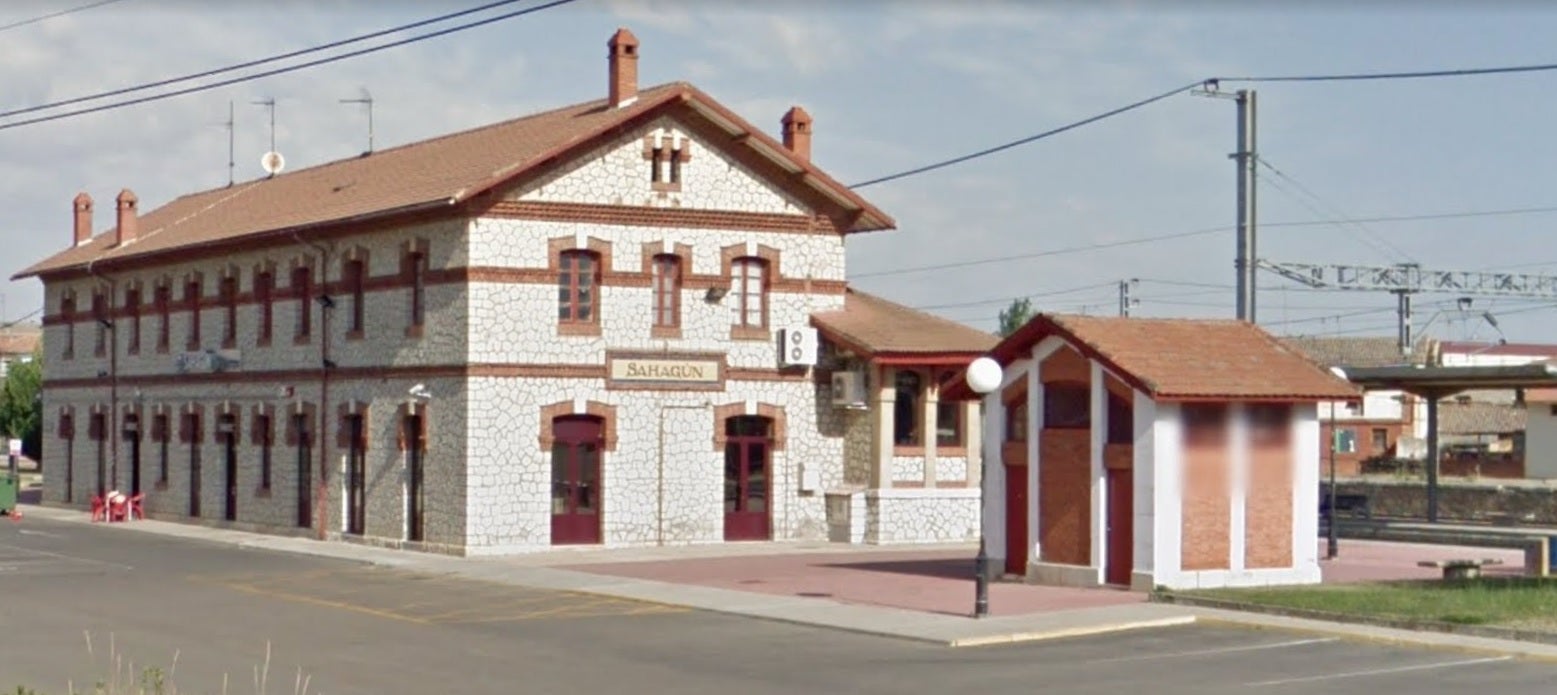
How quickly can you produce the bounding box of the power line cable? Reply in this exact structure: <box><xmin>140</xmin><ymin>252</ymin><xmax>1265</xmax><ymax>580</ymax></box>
<box><xmin>0</xmin><ymin>0</ymin><xmax>527</xmax><ymax>121</ymax></box>
<box><xmin>915</xmin><ymin>281</ymin><xmax>1119</xmax><ymax>311</ymax></box>
<box><xmin>1256</xmin><ymin>156</ymin><xmax>1415</xmax><ymax>262</ymax></box>
<box><xmin>0</xmin><ymin>0</ymin><xmax>126</xmax><ymax>34</ymax></box>
<box><xmin>1215</xmin><ymin>63</ymin><xmax>1557</xmax><ymax>84</ymax></box>
<box><xmin>848</xmin><ymin>80</ymin><xmax>1205</xmax><ymax>189</ymax></box>
<box><xmin>851</xmin><ymin>225</ymin><xmax>1227</xmax><ymax>279</ymax></box>
<box><xmin>0</xmin><ymin>0</ymin><xmax>579</xmax><ymax>132</ymax></box>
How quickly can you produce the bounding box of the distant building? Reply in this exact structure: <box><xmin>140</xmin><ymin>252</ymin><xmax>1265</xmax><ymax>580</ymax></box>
<box><xmin>0</xmin><ymin>327</ymin><xmax>40</xmax><ymax>378</ymax></box>
<box><xmin>1280</xmin><ymin>336</ymin><xmax>1435</xmax><ymax>475</ymax></box>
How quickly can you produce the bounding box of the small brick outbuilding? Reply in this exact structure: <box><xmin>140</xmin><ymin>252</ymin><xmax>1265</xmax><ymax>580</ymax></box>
<box><xmin>944</xmin><ymin>314</ymin><xmax>1357</xmax><ymax>591</ymax></box>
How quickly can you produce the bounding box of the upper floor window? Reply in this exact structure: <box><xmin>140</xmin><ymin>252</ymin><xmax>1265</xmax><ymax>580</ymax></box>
<box><xmin>408</xmin><ymin>252</ymin><xmax>427</xmax><ymax>330</ymax></box>
<box><xmin>651</xmin><ymin>255</ymin><xmax>680</xmax><ymax>329</ymax></box>
<box><xmin>558</xmin><ymin>250</ymin><xmax>599</xmax><ymax>324</ymax></box>
<box><xmin>91</xmin><ymin>290</ymin><xmax>107</xmax><ymax>357</ymax></box>
<box><xmin>292</xmin><ymin>266</ymin><xmax>313</xmax><ymax>340</ymax></box>
<box><xmin>255</xmin><ymin>270</ymin><xmax>274</xmax><ymax>346</ymax></box>
<box><xmin>1006</xmin><ymin>400</ymin><xmax>1028</xmax><ymax>443</ymax></box>
<box><xmin>124</xmin><ymin>287</ymin><xmax>141</xmax><ymax>355</ymax></box>
<box><xmin>731</xmin><ymin>257</ymin><xmax>767</xmax><ymax>328</ymax></box>
<box><xmin>220</xmin><ymin>274</ymin><xmax>238</xmax><ymax>349</ymax></box>
<box><xmin>345</xmin><ymin>259</ymin><xmax>366</xmax><ymax>337</ymax></box>
<box><xmin>61</xmin><ymin>294</ymin><xmax>76</xmax><ymax>360</ymax></box>
<box><xmin>648</xmin><ymin>138</ymin><xmax>687</xmax><ymax>186</ymax></box>
<box><xmin>154</xmin><ymin>283</ymin><xmax>171</xmax><ymax>353</ymax></box>
<box><xmin>183</xmin><ymin>278</ymin><xmax>201</xmax><ymax>351</ymax></box>
<box><xmin>1107</xmin><ymin>393</ymin><xmax>1133</xmax><ymax>444</ymax></box>
<box><xmin>1044</xmin><ymin>382</ymin><xmax>1089</xmax><ymax>430</ymax></box>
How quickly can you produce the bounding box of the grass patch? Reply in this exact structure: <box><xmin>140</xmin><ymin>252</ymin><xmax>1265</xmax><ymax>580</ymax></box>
<box><xmin>1180</xmin><ymin>577</ymin><xmax>1557</xmax><ymax>631</ymax></box>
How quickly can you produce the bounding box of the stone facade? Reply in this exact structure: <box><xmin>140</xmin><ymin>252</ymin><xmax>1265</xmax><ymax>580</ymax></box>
<box><xmin>34</xmin><ymin>105</ymin><xmax>976</xmax><ymax>554</ymax></box>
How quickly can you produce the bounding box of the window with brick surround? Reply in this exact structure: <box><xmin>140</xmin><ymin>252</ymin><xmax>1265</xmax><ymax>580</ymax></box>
<box><xmin>345</xmin><ymin>259</ymin><xmax>365</xmax><ymax>337</ymax></box>
<box><xmin>893</xmin><ymin>370</ymin><xmax>923</xmax><ymax>447</ymax></box>
<box><xmin>91</xmin><ymin>290</ymin><xmax>107</xmax><ymax>357</ymax></box>
<box><xmin>1044</xmin><ymin>383</ymin><xmax>1090</xmax><ymax>430</ymax></box>
<box><xmin>125</xmin><ymin>287</ymin><xmax>141</xmax><ymax>355</ymax></box>
<box><xmin>408</xmin><ymin>251</ymin><xmax>427</xmax><ymax>330</ymax></box>
<box><xmin>293</xmin><ymin>266</ymin><xmax>312</xmax><ymax>340</ymax></box>
<box><xmin>61</xmin><ymin>294</ymin><xmax>75</xmax><ymax>360</ymax></box>
<box><xmin>220</xmin><ymin>274</ymin><xmax>238</xmax><ymax>349</ymax></box>
<box><xmin>1006</xmin><ymin>400</ymin><xmax>1028</xmax><ymax>443</ymax></box>
<box><xmin>1371</xmin><ymin>427</ymin><xmax>1388</xmax><ymax>453</ymax></box>
<box><xmin>649</xmin><ymin>144</ymin><xmax>664</xmax><ymax>183</ymax></box>
<box><xmin>255</xmin><ymin>270</ymin><xmax>274</xmax><ymax>345</ymax></box>
<box><xmin>1107</xmin><ymin>393</ymin><xmax>1133</xmax><ymax>444</ymax></box>
<box><xmin>557</xmin><ymin>250</ymin><xmax>600</xmax><ymax>324</ymax></box>
<box><xmin>651</xmin><ymin>254</ymin><xmax>680</xmax><ymax>329</ymax></box>
<box><xmin>153</xmin><ymin>413</ymin><xmax>169</xmax><ymax>484</ymax></box>
<box><xmin>154</xmin><ymin>283</ymin><xmax>171</xmax><ymax>353</ymax></box>
<box><xmin>936</xmin><ymin>401</ymin><xmax>962</xmax><ymax>448</ymax></box>
<box><xmin>257</xmin><ymin>414</ymin><xmax>273</xmax><ymax>490</ymax></box>
<box><xmin>184</xmin><ymin>278</ymin><xmax>201</xmax><ymax>351</ymax></box>
<box><xmin>731</xmin><ymin>257</ymin><xmax>767</xmax><ymax>328</ymax></box>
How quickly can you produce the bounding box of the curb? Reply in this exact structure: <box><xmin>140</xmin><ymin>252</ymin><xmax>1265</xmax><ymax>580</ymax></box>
<box><xmin>945</xmin><ymin>616</ymin><xmax>1197</xmax><ymax>648</ymax></box>
<box><xmin>1153</xmin><ymin>592</ymin><xmax>1557</xmax><ymax>646</ymax></box>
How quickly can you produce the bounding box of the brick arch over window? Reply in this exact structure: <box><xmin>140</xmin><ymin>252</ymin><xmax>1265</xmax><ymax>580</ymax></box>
<box><xmin>284</xmin><ymin>402</ymin><xmax>319</xmax><ymax>447</ymax></box>
<box><xmin>177</xmin><ymin>403</ymin><xmax>205</xmax><ymax>444</ymax></box>
<box><xmin>336</xmin><ymin>401</ymin><xmax>370</xmax><ymax>449</ymax></box>
<box><xmin>711</xmin><ymin>402</ymin><xmax>786</xmax><ymax>451</ymax></box>
<box><xmin>396</xmin><ymin>401</ymin><xmax>430</xmax><ymax>451</ymax></box>
<box><xmin>549</xmin><ymin>236</ymin><xmax>611</xmax><ymax>337</ymax></box>
<box><xmin>538</xmin><ymin>401</ymin><xmax>617</xmax><ymax>452</ymax></box>
<box><xmin>211</xmin><ymin>401</ymin><xmax>242</xmax><ymax>444</ymax></box>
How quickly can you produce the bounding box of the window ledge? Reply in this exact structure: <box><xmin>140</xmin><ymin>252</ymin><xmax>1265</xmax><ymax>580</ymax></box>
<box><xmin>650</xmin><ymin>325</ymin><xmax>682</xmax><ymax>340</ymax></box>
<box><xmin>254</xmin><ymin>486</ymin><xmax>272</xmax><ymax>499</ymax></box>
<box><xmin>345</xmin><ymin>330</ymin><xmax>365</xmax><ymax>342</ymax></box>
<box><xmin>256</xmin><ymin>337</ymin><xmax>272</xmax><ymax>348</ymax></box>
<box><xmin>154</xmin><ymin>481</ymin><xmax>169</xmax><ymax>492</ymax></box>
<box><xmin>558</xmin><ymin>322</ymin><xmax>602</xmax><ymax>337</ymax></box>
<box><xmin>293</xmin><ymin>335</ymin><xmax>312</xmax><ymax>347</ymax></box>
<box><xmin>651</xmin><ymin>181</ymin><xmax>682</xmax><ymax>193</ymax></box>
<box><xmin>729</xmin><ymin>325</ymin><xmax>769</xmax><ymax>342</ymax></box>
<box><xmin>893</xmin><ymin>446</ymin><xmax>927</xmax><ymax>457</ymax></box>
<box><xmin>405</xmin><ymin>324</ymin><xmax>425</xmax><ymax>339</ymax></box>
<box><xmin>221</xmin><ymin>339</ymin><xmax>237</xmax><ymax>350</ymax></box>
<box><xmin>937</xmin><ymin>446</ymin><xmax>969</xmax><ymax>457</ymax></box>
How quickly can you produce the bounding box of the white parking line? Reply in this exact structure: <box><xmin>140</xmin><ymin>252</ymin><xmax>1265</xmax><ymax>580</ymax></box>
<box><xmin>0</xmin><ymin>542</ymin><xmax>133</xmax><ymax>571</ymax></box>
<box><xmin>1246</xmin><ymin>656</ymin><xmax>1514</xmax><ymax>686</ymax></box>
<box><xmin>1089</xmin><ymin>637</ymin><xmax>1338</xmax><ymax>664</ymax></box>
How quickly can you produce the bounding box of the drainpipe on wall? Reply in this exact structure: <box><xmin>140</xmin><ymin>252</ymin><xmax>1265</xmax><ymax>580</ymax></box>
<box><xmin>85</xmin><ymin>259</ymin><xmax>119</xmax><ymax>492</ymax></box>
<box><xmin>657</xmin><ymin>400</ymin><xmax>711</xmax><ymax>546</ymax></box>
<box><xmin>290</xmin><ymin>232</ymin><xmax>334</xmax><ymax>541</ymax></box>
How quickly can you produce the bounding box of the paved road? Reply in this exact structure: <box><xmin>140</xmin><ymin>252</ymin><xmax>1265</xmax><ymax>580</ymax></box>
<box><xmin>2</xmin><ymin>519</ymin><xmax>1555</xmax><ymax>694</ymax></box>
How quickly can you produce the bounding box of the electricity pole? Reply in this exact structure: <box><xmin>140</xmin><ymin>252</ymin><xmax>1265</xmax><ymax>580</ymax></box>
<box><xmin>1194</xmin><ymin>84</ymin><xmax>1258</xmax><ymax>322</ymax></box>
<box><xmin>1118</xmin><ymin>278</ymin><xmax>1137</xmax><ymax>317</ymax></box>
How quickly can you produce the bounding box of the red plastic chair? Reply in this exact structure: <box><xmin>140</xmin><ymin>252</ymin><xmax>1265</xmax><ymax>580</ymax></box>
<box><xmin>89</xmin><ymin>494</ymin><xmax>105</xmax><ymax>522</ymax></box>
<box><xmin>108</xmin><ymin>498</ymin><xmax>128</xmax><ymax>522</ymax></box>
<box><xmin>127</xmin><ymin>493</ymin><xmax>144</xmax><ymax>521</ymax></box>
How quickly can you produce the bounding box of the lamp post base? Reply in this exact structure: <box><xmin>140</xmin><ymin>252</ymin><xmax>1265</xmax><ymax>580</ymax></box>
<box><xmin>974</xmin><ymin>541</ymin><xmax>990</xmax><ymax>618</ymax></box>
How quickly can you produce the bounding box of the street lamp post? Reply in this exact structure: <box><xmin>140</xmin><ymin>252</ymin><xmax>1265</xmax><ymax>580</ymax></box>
<box><xmin>1327</xmin><ymin>367</ymin><xmax>1347</xmax><ymax>560</ymax></box>
<box><xmin>965</xmin><ymin>357</ymin><xmax>1003</xmax><ymax>619</ymax></box>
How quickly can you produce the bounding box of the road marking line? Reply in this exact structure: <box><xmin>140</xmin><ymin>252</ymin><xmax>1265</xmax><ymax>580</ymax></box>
<box><xmin>1246</xmin><ymin>656</ymin><xmax>1514</xmax><ymax>686</ymax></box>
<box><xmin>1088</xmin><ymin>638</ymin><xmax>1338</xmax><ymax>663</ymax></box>
<box><xmin>17</xmin><ymin>529</ymin><xmax>61</xmax><ymax>538</ymax></box>
<box><xmin>192</xmin><ymin>578</ymin><xmax>430</xmax><ymax>625</ymax></box>
<box><xmin>0</xmin><ymin>542</ymin><xmax>132</xmax><ymax>570</ymax></box>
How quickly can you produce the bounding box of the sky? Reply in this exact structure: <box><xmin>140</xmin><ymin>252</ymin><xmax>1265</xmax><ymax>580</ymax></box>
<box><xmin>6</xmin><ymin>0</ymin><xmax>1557</xmax><ymax>345</ymax></box>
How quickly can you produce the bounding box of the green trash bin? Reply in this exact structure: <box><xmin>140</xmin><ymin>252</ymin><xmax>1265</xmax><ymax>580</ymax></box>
<box><xmin>0</xmin><ymin>469</ymin><xmax>15</xmax><ymax>516</ymax></box>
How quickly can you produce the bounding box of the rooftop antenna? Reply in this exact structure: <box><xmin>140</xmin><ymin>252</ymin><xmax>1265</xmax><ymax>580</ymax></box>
<box><xmin>252</xmin><ymin>97</ymin><xmax>284</xmax><ymax>178</ymax></box>
<box><xmin>340</xmin><ymin>87</ymin><xmax>374</xmax><ymax>155</ymax></box>
<box><xmin>224</xmin><ymin>100</ymin><xmax>235</xmax><ymax>186</ymax></box>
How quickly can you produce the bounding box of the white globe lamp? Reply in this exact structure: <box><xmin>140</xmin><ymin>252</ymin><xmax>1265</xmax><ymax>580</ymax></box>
<box><xmin>965</xmin><ymin>357</ymin><xmax>1002</xmax><ymax>396</ymax></box>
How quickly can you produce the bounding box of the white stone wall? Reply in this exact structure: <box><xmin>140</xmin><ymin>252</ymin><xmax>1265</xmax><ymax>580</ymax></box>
<box><xmin>936</xmin><ymin>456</ymin><xmax>970</xmax><ymax>483</ymax></box>
<box><xmin>513</xmin><ymin>117</ymin><xmax>809</xmax><ymax>215</ymax></box>
<box><xmin>865</xmin><ymin>488</ymin><xmax>981</xmax><ymax>543</ymax></box>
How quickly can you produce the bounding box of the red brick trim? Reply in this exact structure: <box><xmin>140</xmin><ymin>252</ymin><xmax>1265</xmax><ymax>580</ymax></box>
<box><xmin>177</xmin><ymin>403</ymin><xmax>205</xmax><ymax>444</ymax></box>
<box><xmin>56</xmin><ymin>406</ymin><xmax>75</xmax><ymax>439</ymax></box>
<box><xmin>336</xmin><ymin>400</ymin><xmax>370</xmax><ymax>449</ymax></box>
<box><xmin>484</xmin><ymin>200</ymin><xmax>843</xmax><ymax>235</ymax></box>
<box><xmin>396</xmin><ymin>401</ymin><xmax>429</xmax><ymax>451</ymax></box>
<box><xmin>400</xmin><ymin>238</ymin><xmax>431</xmax><ymax>338</ymax></box>
<box><xmin>711</xmin><ymin>402</ymin><xmax>786</xmax><ymax>451</ymax></box>
<box><xmin>87</xmin><ymin>405</ymin><xmax>108</xmax><ymax>441</ymax></box>
<box><xmin>42</xmin><ymin>361</ymin><xmax>810</xmax><ymax>390</ymax></box>
<box><xmin>152</xmin><ymin>277</ymin><xmax>173</xmax><ymax>354</ymax></box>
<box><xmin>284</xmin><ymin>402</ymin><xmax>318</xmax><ymax>447</ymax></box>
<box><xmin>340</xmin><ymin>246</ymin><xmax>371</xmax><ymax>341</ymax></box>
<box><xmin>550</xmin><ymin>236</ymin><xmax>608</xmax><ymax>336</ymax></box>
<box><xmin>149</xmin><ymin>406</ymin><xmax>169</xmax><ymax>443</ymax></box>
<box><xmin>90</xmin><ymin>288</ymin><xmax>108</xmax><ymax>357</ymax></box>
<box><xmin>59</xmin><ymin>290</ymin><xmax>77</xmax><ymax>359</ymax></box>
<box><xmin>182</xmin><ymin>271</ymin><xmax>205</xmax><ymax>352</ymax></box>
<box><xmin>119</xmin><ymin>403</ymin><xmax>143</xmax><ymax>438</ymax></box>
<box><xmin>250</xmin><ymin>403</ymin><xmax>276</xmax><ymax>446</ymax></box>
<box><xmin>538</xmin><ymin>400</ymin><xmax>618</xmax><ymax>452</ymax></box>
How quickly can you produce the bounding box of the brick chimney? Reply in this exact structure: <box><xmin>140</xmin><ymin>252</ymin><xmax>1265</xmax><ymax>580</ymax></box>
<box><xmin>72</xmin><ymin>192</ymin><xmax>93</xmax><ymax>246</ymax></box>
<box><xmin>608</xmin><ymin>28</ymin><xmax>639</xmax><ymax>108</ymax></box>
<box><xmin>781</xmin><ymin>106</ymin><xmax>812</xmax><ymax>162</ymax></box>
<box><xmin>115</xmin><ymin>189</ymin><xmax>138</xmax><ymax>246</ymax></box>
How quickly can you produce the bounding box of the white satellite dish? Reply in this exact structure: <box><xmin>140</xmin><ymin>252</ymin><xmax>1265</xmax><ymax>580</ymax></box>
<box><xmin>260</xmin><ymin>151</ymin><xmax>286</xmax><ymax>176</ymax></box>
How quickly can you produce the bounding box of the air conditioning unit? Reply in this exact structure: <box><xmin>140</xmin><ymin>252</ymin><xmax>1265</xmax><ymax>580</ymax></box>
<box><xmin>830</xmin><ymin>370</ymin><xmax>867</xmax><ymax>408</ymax></box>
<box><xmin>778</xmin><ymin>327</ymin><xmax>818</xmax><ymax>367</ymax></box>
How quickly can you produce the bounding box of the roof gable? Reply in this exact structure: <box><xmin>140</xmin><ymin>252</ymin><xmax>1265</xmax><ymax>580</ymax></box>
<box><xmin>810</xmin><ymin>289</ymin><xmax>997</xmax><ymax>359</ymax></box>
<box><xmin>16</xmin><ymin>82</ymin><xmax>893</xmax><ymax>280</ymax></box>
<box><xmin>946</xmin><ymin>313</ymin><xmax>1358</xmax><ymax>402</ymax></box>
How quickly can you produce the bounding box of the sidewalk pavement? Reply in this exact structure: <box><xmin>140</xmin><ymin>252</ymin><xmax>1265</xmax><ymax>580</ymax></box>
<box><xmin>17</xmin><ymin>501</ymin><xmax>1557</xmax><ymax>656</ymax></box>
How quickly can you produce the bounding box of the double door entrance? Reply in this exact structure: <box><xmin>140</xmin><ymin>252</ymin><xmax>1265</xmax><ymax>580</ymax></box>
<box><xmin>723</xmin><ymin>416</ymin><xmax>772</xmax><ymax>541</ymax></box>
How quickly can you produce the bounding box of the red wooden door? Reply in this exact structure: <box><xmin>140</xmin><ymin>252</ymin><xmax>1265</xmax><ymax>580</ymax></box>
<box><xmin>1105</xmin><ymin>467</ymin><xmax>1134</xmax><ymax>586</ymax></box>
<box><xmin>723</xmin><ymin>416</ymin><xmax>772</xmax><ymax>541</ymax></box>
<box><xmin>550</xmin><ymin>417</ymin><xmax>603</xmax><ymax>545</ymax></box>
<box><xmin>1004</xmin><ymin>464</ymin><xmax>1028</xmax><ymax>576</ymax></box>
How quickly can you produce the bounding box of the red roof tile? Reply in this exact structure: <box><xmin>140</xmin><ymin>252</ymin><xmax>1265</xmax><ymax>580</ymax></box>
<box><xmin>810</xmin><ymin>289</ymin><xmax>996</xmax><ymax>358</ymax></box>
<box><xmin>16</xmin><ymin>82</ymin><xmax>894</xmax><ymax>280</ymax></box>
<box><xmin>945</xmin><ymin>313</ymin><xmax>1358</xmax><ymax>402</ymax></box>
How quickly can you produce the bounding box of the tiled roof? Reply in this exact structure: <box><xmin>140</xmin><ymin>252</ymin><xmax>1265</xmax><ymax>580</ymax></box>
<box><xmin>810</xmin><ymin>289</ymin><xmax>996</xmax><ymax>357</ymax></box>
<box><xmin>948</xmin><ymin>314</ymin><xmax>1359</xmax><ymax>401</ymax></box>
<box><xmin>1440</xmin><ymin>341</ymin><xmax>1557</xmax><ymax>359</ymax></box>
<box><xmin>16</xmin><ymin>82</ymin><xmax>894</xmax><ymax>279</ymax></box>
<box><xmin>0</xmin><ymin>331</ymin><xmax>38</xmax><ymax>356</ymax></box>
<box><xmin>1439</xmin><ymin>401</ymin><xmax>1526</xmax><ymax>435</ymax></box>
<box><xmin>1280</xmin><ymin>336</ymin><xmax>1436</xmax><ymax>369</ymax></box>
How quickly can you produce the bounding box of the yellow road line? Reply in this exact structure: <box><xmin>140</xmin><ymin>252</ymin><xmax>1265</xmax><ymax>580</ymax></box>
<box><xmin>191</xmin><ymin>578</ymin><xmax>430</xmax><ymax>625</ymax></box>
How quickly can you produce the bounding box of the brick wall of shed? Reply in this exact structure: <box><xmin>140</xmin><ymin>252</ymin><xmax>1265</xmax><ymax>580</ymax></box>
<box><xmin>1245</xmin><ymin>438</ymin><xmax>1293</xmax><ymax>569</ymax></box>
<box><xmin>1181</xmin><ymin>437</ymin><xmax>1230</xmax><ymax>572</ymax></box>
<box><xmin>1038</xmin><ymin>429</ymin><xmax>1090</xmax><ymax>565</ymax></box>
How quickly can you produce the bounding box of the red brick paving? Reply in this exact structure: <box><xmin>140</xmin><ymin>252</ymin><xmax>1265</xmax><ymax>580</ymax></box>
<box><xmin>563</xmin><ymin>538</ymin><xmax>1535</xmax><ymax>618</ymax></box>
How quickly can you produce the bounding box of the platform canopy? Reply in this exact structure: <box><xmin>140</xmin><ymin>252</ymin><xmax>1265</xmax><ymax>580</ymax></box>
<box><xmin>1331</xmin><ymin>363</ymin><xmax>1557</xmax><ymax>523</ymax></box>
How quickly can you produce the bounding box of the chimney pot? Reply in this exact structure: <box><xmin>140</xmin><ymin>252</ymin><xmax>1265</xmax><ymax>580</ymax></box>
<box><xmin>72</xmin><ymin>192</ymin><xmax>93</xmax><ymax>247</ymax></box>
<box><xmin>781</xmin><ymin>106</ymin><xmax>813</xmax><ymax>162</ymax></box>
<box><xmin>115</xmin><ymin>188</ymin><xmax>138</xmax><ymax>247</ymax></box>
<box><xmin>608</xmin><ymin>28</ymin><xmax>640</xmax><ymax>109</ymax></box>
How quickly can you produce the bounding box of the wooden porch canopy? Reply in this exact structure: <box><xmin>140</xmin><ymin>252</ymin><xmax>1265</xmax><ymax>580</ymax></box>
<box><xmin>1335</xmin><ymin>363</ymin><xmax>1557</xmax><ymax>523</ymax></box>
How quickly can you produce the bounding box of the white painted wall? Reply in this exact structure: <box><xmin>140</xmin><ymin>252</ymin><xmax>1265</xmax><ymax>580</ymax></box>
<box><xmin>1525</xmin><ymin>402</ymin><xmax>1557</xmax><ymax>479</ymax></box>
